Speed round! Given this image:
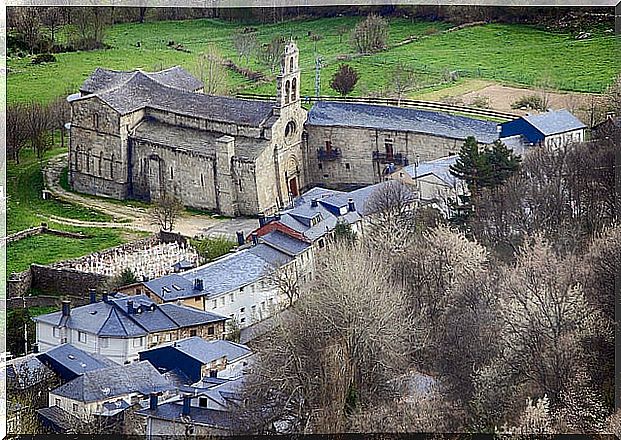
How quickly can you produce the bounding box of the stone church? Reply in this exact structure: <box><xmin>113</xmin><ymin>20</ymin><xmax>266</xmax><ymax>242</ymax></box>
<box><xmin>68</xmin><ymin>41</ymin><xmax>307</xmax><ymax>216</ymax></box>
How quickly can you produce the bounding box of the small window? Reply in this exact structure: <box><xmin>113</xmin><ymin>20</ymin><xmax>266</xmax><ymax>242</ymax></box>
<box><xmin>240</xmin><ymin>307</ymin><xmax>245</xmax><ymax>313</ymax></box>
<box><xmin>199</xmin><ymin>397</ymin><xmax>208</xmax><ymax>408</ymax></box>
<box><xmin>318</xmin><ymin>163</ymin><xmax>323</xmax><ymax>170</ymax></box>
<box><xmin>78</xmin><ymin>331</ymin><xmax>87</xmax><ymax>343</ymax></box>
<box><xmin>319</xmin><ymin>239</ymin><xmax>325</xmax><ymax>249</ymax></box>
<box><xmin>73</xmin><ymin>403</ymin><xmax>78</xmax><ymax>412</ymax></box>
<box><xmin>268</xmin><ymin>298</ymin><xmax>274</xmax><ymax>306</ymax></box>
<box><xmin>55</xmin><ymin>398</ymin><xmax>60</xmax><ymax>407</ymax></box>
<box><xmin>194</xmin><ymin>297</ymin><xmax>201</xmax><ymax>302</ymax></box>
<box><xmin>190</xmin><ymin>329</ymin><xmax>197</xmax><ymax>337</ymax></box>
<box><xmin>100</xmin><ymin>338</ymin><xmax>109</xmax><ymax>348</ymax></box>
<box><xmin>220</xmin><ymin>297</ymin><xmax>225</xmax><ymax>307</ymax></box>
<box><xmin>207</xmin><ymin>326</ymin><xmax>215</xmax><ymax>335</ymax></box>
<box><xmin>240</xmin><ymin>286</ymin><xmax>244</xmax><ymax>292</ymax></box>
<box><xmin>164</xmin><ymin>334</ymin><xmax>171</xmax><ymax>342</ymax></box>
<box><xmin>170</xmin><ymin>167</ymin><xmax>174</xmax><ymax>180</ymax></box>
<box><xmin>133</xmin><ymin>337</ymin><xmax>143</xmax><ymax>347</ymax></box>
<box><xmin>212</xmin><ymin>300</ymin><xmax>217</xmax><ymax>309</ymax></box>
<box><xmin>229</xmin><ymin>293</ymin><xmax>234</xmax><ymax>303</ymax></box>
<box><xmin>200</xmin><ymin>174</ymin><xmax>205</xmax><ymax>187</ymax></box>
<box><xmin>209</xmin><ymin>370</ymin><xmax>218</xmax><ymax>378</ymax></box>
<box><xmin>251</xmin><ymin>305</ymin><xmax>257</xmax><ymax>314</ymax></box>
<box><xmin>345</xmin><ymin>163</ymin><xmax>351</xmax><ymax>170</ymax></box>
<box><xmin>241</xmin><ymin>317</ymin><xmax>246</xmax><ymax>323</ymax></box>
<box><xmin>53</xmin><ymin>327</ymin><xmax>60</xmax><ymax>338</ymax></box>
<box><xmin>325</xmin><ymin>140</ymin><xmax>332</xmax><ymax>152</ymax></box>
<box><xmin>261</xmin><ymin>301</ymin><xmax>266</xmax><ymax>310</ymax></box>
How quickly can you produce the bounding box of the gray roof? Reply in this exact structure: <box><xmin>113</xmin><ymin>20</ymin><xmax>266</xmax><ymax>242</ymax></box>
<box><xmin>37</xmin><ymin>405</ymin><xmax>81</xmax><ymax>432</ymax></box>
<box><xmin>145</xmin><ymin>244</ymin><xmax>293</xmax><ymax>301</ymax></box>
<box><xmin>308</xmin><ymin>101</ymin><xmax>500</xmax><ymax>144</ymax></box>
<box><xmin>260</xmin><ymin>230</ymin><xmax>310</xmax><ymax>256</ymax></box>
<box><xmin>33</xmin><ymin>295</ymin><xmax>227</xmax><ymax>338</ymax></box>
<box><xmin>76</xmin><ymin>70</ymin><xmax>275</xmax><ymax>127</ymax></box>
<box><xmin>522</xmin><ymin>109</ymin><xmax>586</xmax><ymax>136</ymax></box>
<box><xmin>37</xmin><ymin>343</ymin><xmax>117</xmax><ymax>378</ymax></box>
<box><xmin>144</xmin><ymin>336</ymin><xmax>252</xmax><ymax>365</ymax></box>
<box><xmin>401</xmin><ymin>155</ymin><xmax>459</xmax><ymax>187</ymax></box>
<box><xmin>80</xmin><ymin>66</ymin><xmax>203</xmax><ymax>95</ymax></box>
<box><xmin>5</xmin><ymin>354</ymin><xmax>55</xmax><ymax>390</ymax></box>
<box><xmin>132</xmin><ymin>118</ymin><xmax>269</xmax><ymax>160</ymax></box>
<box><xmin>51</xmin><ymin>360</ymin><xmax>173</xmax><ymax>403</ymax></box>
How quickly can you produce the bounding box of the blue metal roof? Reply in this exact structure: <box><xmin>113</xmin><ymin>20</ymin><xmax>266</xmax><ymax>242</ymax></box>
<box><xmin>521</xmin><ymin>109</ymin><xmax>586</xmax><ymax>136</ymax></box>
<box><xmin>142</xmin><ymin>337</ymin><xmax>251</xmax><ymax>365</ymax></box>
<box><xmin>37</xmin><ymin>344</ymin><xmax>117</xmax><ymax>381</ymax></box>
<box><xmin>308</xmin><ymin>101</ymin><xmax>500</xmax><ymax>144</ymax></box>
<box><xmin>33</xmin><ymin>295</ymin><xmax>226</xmax><ymax>337</ymax></box>
<box><xmin>51</xmin><ymin>360</ymin><xmax>174</xmax><ymax>402</ymax></box>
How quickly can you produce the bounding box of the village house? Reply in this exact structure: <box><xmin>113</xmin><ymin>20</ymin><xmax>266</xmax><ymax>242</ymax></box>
<box><xmin>33</xmin><ymin>292</ymin><xmax>228</xmax><ymax>365</ymax></box>
<box><xmin>40</xmin><ymin>360</ymin><xmax>174</xmax><ymax>430</ymax></box>
<box><xmin>68</xmin><ymin>41</ymin><xmax>306</xmax><ymax>216</ymax></box>
<box><xmin>120</xmin><ymin>236</ymin><xmax>312</xmax><ymax>328</ymax></box>
<box><xmin>499</xmin><ymin>109</ymin><xmax>587</xmax><ymax>149</ymax></box>
<box><xmin>136</xmin><ymin>378</ymin><xmax>247</xmax><ymax>436</ymax></box>
<box><xmin>389</xmin><ymin>155</ymin><xmax>467</xmax><ymax>217</ymax></box>
<box><xmin>139</xmin><ymin>336</ymin><xmax>253</xmax><ymax>383</ymax></box>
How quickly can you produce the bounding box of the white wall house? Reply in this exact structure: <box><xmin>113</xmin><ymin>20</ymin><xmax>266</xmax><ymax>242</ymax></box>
<box><xmin>33</xmin><ymin>295</ymin><xmax>227</xmax><ymax>365</ymax></box>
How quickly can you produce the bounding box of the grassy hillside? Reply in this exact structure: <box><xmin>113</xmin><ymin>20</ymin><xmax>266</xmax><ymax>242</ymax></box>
<box><xmin>7</xmin><ymin>16</ymin><xmax>620</xmax><ymax>104</ymax></box>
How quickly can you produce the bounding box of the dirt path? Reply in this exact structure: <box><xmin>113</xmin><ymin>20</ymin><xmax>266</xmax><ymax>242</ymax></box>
<box><xmin>42</xmin><ymin>153</ymin><xmax>230</xmax><ymax>237</ymax></box>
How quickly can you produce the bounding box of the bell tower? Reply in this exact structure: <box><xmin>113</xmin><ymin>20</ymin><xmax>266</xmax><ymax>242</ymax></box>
<box><xmin>276</xmin><ymin>40</ymin><xmax>300</xmax><ymax>111</ymax></box>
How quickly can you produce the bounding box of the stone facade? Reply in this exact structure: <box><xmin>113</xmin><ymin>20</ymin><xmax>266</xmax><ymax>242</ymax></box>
<box><xmin>68</xmin><ymin>43</ymin><xmax>307</xmax><ymax>216</ymax></box>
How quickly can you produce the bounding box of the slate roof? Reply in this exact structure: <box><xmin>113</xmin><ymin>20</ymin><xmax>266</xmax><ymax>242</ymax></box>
<box><xmin>276</xmin><ymin>181</ymin><xmax>390</xmax><ymax>241</ymax></box>
<box><xmin>5</xmin><ymin>354</ymin><xmax>55</xmax><ymax>390</ymax></box>
<box><xmin>144</xmin><ymin>243</ymin><xmax>293</xmax><ymax>301</ymax></box>
<box><xmin>37</xmin><ymin>405</ymin><xmax>81</xmax><ymax>433</ymax></box>
<box><xmin>132</xmin><ymin>118</ymin><xmax>269</xmax><ymax>160</ymax></box>
<box><xmin>260</xmin><ymin>230</ymin><xmax>310</xmax><ymax>256</ymax></box>
<box><xmin>80</xmin><ymin>66</ymin><xmax>203</xmax><ymax>95</ymax></box>
<box><xmin>33</xmin><ymin>295</ymin><xmax>227</xmax><ymax>338</ymax></box>
<box><xmin>37</xmin><ymin>343</ymin><xmax>117</xmax><ymax>380</ymax></box>
<box><xmin>308</xmin><ymin>101</ymin><xmax>500</xmax><ymax>144</ymax></box>
<box><xmin>522</xmin><ymin>109</ymin><xmax>586</xmax><ymax>136</ymax></box>
<box><xmin>401</xmin><ymin>155</ymin><xmax>459</xmax><ymax>187</ymax></box>
<box><xmin>51</xmin><ymin>360</ymin><xmax>173</xmax><ymax>403</ymax></box>
<box><xmin>145</xmin><ymin>337</ymin><xmax>252</xmax><ymax>365</ymax></box>
<box><xmin>75</xmin><ymin>70</ymin><xmax>275</xmax><ymax>127</ymax></box>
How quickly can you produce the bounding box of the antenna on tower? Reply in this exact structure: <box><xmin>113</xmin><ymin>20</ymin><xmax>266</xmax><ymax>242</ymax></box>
<box><xmin>315</xmin><ymin>56</ymin><xmax>323</xmax><ymax>98</ymax></box>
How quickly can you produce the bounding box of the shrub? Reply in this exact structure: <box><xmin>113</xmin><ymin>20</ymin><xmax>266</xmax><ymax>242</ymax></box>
<box><xmin>31</xmin><ymin>53</ymin><xmax>56</xmax><ymax>64</ymax></box>
<box><xmin>423</xmin><ymin>26</ymin><xmax>440</xmax><ymax>36</ymax></box>
<box><xmin>511</xmin><ymin>95</ymin><xmax>545</xmax><ymax>111</ymax></box>
<box><xmin>471</xmin><ymin>95</ymin><xmax>490</xmax><ymax>108</ymax></box>
<box><xmin>351</xmin><ymin>14</ymin><xmax>389</xmax><ymax>54</ymax></box>
<box><xmin>330</xmin><ymin>64</ymin><xmax>360</xmax><ymax>97</ymax></box>
<box><xmin>191</xmin><ymin>236</ymin><xmax>236</xmax><ymax>263</ymax></box>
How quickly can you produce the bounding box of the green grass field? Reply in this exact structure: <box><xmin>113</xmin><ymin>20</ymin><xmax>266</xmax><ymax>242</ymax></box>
<box><xmin>7</xmin><ymin>17</ymin><xmax>620</xmax><ymax>105</ymax></box>
<box><xmin>7</xmin><ymin>146</ymin><xmax>113</xmax><ymax>233</ymax></box>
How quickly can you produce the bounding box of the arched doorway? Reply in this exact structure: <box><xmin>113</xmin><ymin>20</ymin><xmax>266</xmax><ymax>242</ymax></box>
<box><xmin>284</xmin><ymin>155</ymin><xmax>300</xmax><ymax>200</ymax></box>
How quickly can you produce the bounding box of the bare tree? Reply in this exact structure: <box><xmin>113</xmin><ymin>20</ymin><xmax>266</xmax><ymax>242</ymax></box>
<box><xmin>49</xmin><ymin>94</ymin><xmax>71</xmax><ymax>148</ymax></box>
<box><xmin>7</xmin><ymin>104</ymin><xmax>30</xmax><ymax>164</ymax></box>
<box><xmin>11</xmin><ymin>8</ymin><xmax>42</xmax><ymax>54</ymax></box>
<box><xmin>236</xmin><ymin>240</ymin><xmax>419</xmax><ymax>434</ymax></box>
<box><xmin>329</xmin><ymin>64</ymin><xmax>359</xmax><ymax>97</ymax></box>
<box><xmin>264</xmin><ymin>261</ymin><xmax>299</xmax><ymax>308</ymax></box>
<box><xmin>606</xmin><ymin>72</ymin><xmax>621</xmax><ymax>117</ymax></box>
<box><xmin>364</xmin><ymin>180</ymin><xmax>418</xmax><ymax>253</ymax></box>
<box><xmin>41</xmin><ymin>7</ymin><xmax>63</xmax><ymax>48</ymax></box>
<box><xmin>535</xmin><ymin>71</ymin><xmax>555</xmax><ymax>112</ymax></box>
<box><xmin>336</xmin><ymin>24</ymin><xmax>349</xmax><ymax>44</ymax></box>
<box><xmin>25</xmin><ymin>101</ymin><xmax>54</xmax><ymax>159</ymax></box>
<box><xmin>351</xmin><ymin>14</ymin><xmax>389</xmax><ymax>54</ymax></box>
<box><xmin>233</xmin><ymin>31</ymin><xmax>258</xmax><ymax>65</ymax></box>
<box><xmin>391</xmin><ymin>62</ymin><xmax>416</xmax><ymax>106</ymax></box>
<box><xmin>309</xmin><ymin>33</ymin><xmax>322</xmax><ymax>53</ymax></box>
<box><xmin>259</xmin><ymin>36</ymin><xmax>285</xmax><ymax>73</ymax></box>
<box><xmin>149</xmin><ymin>193</ymin><xmax>183</xmax><ymax>231</ymax></box>
<box><xmin>195</xmin><ymin>45</ymin><xmax>228</xmax><ymax>95</ymax></box>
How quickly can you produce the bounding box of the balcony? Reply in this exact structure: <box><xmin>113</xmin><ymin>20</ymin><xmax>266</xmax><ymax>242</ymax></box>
<box><xmin>372</xmin><ymin>151</ymin><xmax>408</xmax><ymax>166</ymax></box>
<box><xmin>317</xmin><ymin>148</ymin><xmax>342</xmax><ymax>161</ymax></box>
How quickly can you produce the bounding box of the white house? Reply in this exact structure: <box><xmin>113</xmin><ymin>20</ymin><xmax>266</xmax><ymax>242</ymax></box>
<box><xmin>33</xmin><ymin>294</ymin><xmax>228</xmax><ymax>365</ymax></box>
<box><xmin>500</xmin><ymin>109</ymin><xmax>587</xmax><ymax>149</ymax></box>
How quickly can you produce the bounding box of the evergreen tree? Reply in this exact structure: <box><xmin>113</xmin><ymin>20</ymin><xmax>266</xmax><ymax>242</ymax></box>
<box><xmin>488</xmin><ymin>140</ymin><xmax>522</xmax><ymax>187</ymax></box>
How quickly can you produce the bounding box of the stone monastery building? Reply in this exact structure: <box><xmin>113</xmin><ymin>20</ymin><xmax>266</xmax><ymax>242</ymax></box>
<box><xmin>68</xmin><ymin>40</ymin><xmax>585</xmax><ymax>216</ymax></box>
<box><xmin>68</xmin><ymin>41</ymin><xmax>306</xmax><ymax>216</ymax></box>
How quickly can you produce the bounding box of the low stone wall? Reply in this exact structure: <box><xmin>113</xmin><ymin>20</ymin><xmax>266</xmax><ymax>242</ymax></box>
<box><xmin>8</xmin><ymin>269</ymin><xmax>33</xmax><ymax>299</ymax></box>
<box><xmin>30</xmin><ymin>264</ymin><xmax>111</xmax><ymax>297</ymax></box>
<box><xmin>7</xmin><ymin>294</ymin><xmax>90</xmax><ymax>310</ymax></box>
<box><xmin>6</xmin><ymin>227</ymin><xmax>45</xmax><ymax>244</ymax></box>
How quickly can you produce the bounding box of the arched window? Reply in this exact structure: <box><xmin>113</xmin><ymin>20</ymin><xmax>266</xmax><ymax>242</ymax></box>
<box><xmin>75</xmin><ymin>146</ymin><xmax>80</xmax><ymax>172</ymax></box>
<box><xmin>86</xmin><ymin>150</ymin><xmax>91</xmax><ymax>173</ymax></box>
<box><xmin>284</xmin><ymin>80</ymin><xmax>290</xmax><ymax>105</ymax></box>
<box><xmin>291</xmin><ymin>77</ymin><xmax>297</xmax><ymax>103</ymax></box>
<box><xmin>289</xmin><ymin>57</ymin><xmax>294</xmax><ymax>73</ymax></box>
<box><xmin>285</xmin><ymin>120</ymin><xmax>296</xmax><ymax>138</ymax></box>
<box><xmin>110</xmin><ymin>154</ymin><xmax>115</xmax><ymax>179</ymax></box>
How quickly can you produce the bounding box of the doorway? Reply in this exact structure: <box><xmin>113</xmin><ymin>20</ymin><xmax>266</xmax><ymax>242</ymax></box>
<box><xmin>288</xmin><ymin>176</ymin><xmax>299</xmax><ymax>197</ymax></box>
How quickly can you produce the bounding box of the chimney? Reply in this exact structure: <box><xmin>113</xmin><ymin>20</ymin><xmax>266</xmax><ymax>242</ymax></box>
<box><xmin>236</xmin><ymin>231</ymin><xmax>245</xmax><ymax>247</ymax></box>
<box><xmin>182</xmin><ymin>395</ymin><xmax>191</xmax><ymax>416</ymax></box>
<box><xmin>102</xmin><ymin>291</ymin><xmax>109</xmax><ymax>303</ymax></box>
<box><xmin>127</xmin><ymin>300</ymin><xmax>134</xmax><ymax>315</ymax></box>
<box><xmin>89</xmin><ymin>288</ymin><xmax>97</xmax><ymax>304</ymax></box>
<box><xmin>258</xmin><ymin>214</ymin><xmax>266</xmax><ymax>227</ymax></box>
<box><xmin>193</xmin><ymin>278</ymin><xmax>204</xmax><ymax>291</ymax></box>
<box><xmin>348</xmin><ymin>198</ymin><xmax>356</xmax><ymax>212</ymax></box>
<box><xmin>61</xmin><ymin>300</ymin><xmax>71</xmax><ymax>317</ymax></box>
<box><xmin>149</xmin><ymin>393</ymin><xmax>158</xmax><ymax>411</ymax></box>
<box><xmin>251</xmin><ymin>233</ymin><xmax>258</xmax><ymax>246</ymax></box>
<box><xmin>311</xmin><ymin>198</ymin><xmax>318</xmax><ymax>208</ymax></box>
